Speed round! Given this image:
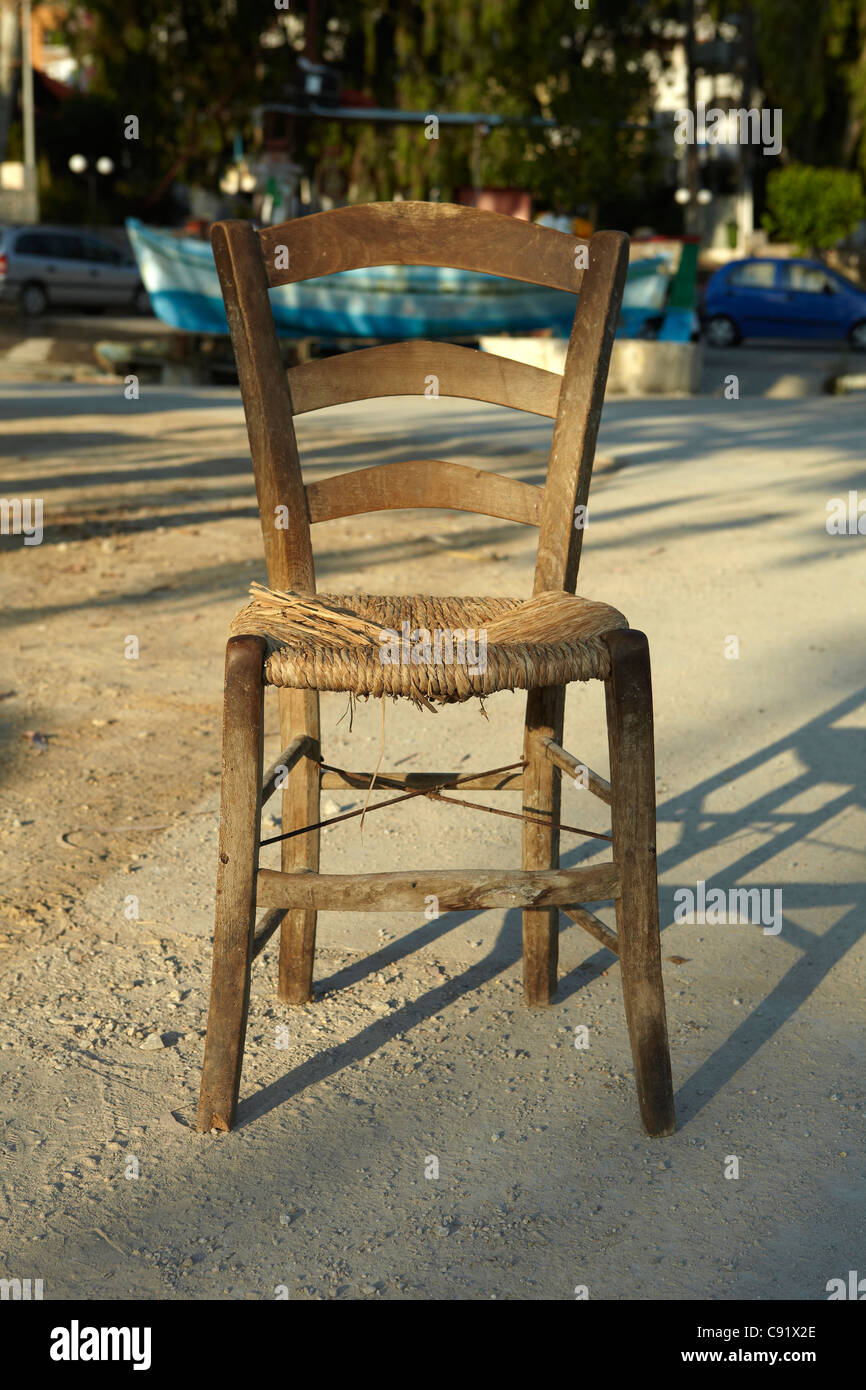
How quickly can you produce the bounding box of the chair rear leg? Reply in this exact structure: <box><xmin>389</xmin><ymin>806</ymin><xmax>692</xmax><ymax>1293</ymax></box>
<box><xmin>521</xmin><ymin>684</ymin><xmax>565</xmax><ymax>1006</ymax></box>
<box><xmin>198</xmin><ymin>635</ymin><xmax>266</xmax><ymax>1134</ymax></box>
<box><xmin>277</xmin><ymin>687</ymin><xmax>321</xmax><ymax>1004</ymax></box>
<box><xmin>603</xmin><ymin>629</ymin><xmax>675</xmax><ymax>1137</ymax></box>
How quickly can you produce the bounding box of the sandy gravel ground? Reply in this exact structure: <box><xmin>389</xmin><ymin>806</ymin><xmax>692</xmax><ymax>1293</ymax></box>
<box><xmin>0</xmin><ymin>383</ymin><xmax>863</xmax><ymax>1300</ymax></box>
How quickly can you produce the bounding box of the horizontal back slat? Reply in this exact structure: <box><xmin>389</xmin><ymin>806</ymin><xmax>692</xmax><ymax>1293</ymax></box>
<box><xmin>260</xmin><ymin>202</ymin><xmax>587</xmax><ymax>291</ymax></box>
<box><xmin>305</xmin><ymin>459</ymin><xmax>542</xmax><ymax>527</ymax></box>
<box><xmin>287</xmin><ymin>341</ymin><xmax>562</xmax><ymax>418</ymax></box>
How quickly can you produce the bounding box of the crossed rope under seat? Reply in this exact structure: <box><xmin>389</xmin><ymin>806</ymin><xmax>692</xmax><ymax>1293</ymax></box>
<box><xmin>259</xmin><ymin>757</ymin><xmax>612</xmax><ymax>847</ymax></box>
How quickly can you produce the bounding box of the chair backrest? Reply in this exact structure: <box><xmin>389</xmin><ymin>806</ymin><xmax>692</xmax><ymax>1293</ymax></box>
<box><xmin>212</xmin><ymin>202</ymin><xmax>628</xmax><ymax>599</ymax></box>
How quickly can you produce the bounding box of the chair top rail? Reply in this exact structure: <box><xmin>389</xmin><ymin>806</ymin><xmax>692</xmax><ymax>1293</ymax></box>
<box><xmin>259</xmin><ymin>201</ymin><xmax>587</xmax><ymax>291</ymax></box>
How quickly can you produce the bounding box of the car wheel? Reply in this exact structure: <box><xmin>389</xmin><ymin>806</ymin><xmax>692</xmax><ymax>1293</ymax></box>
<box><xmin>133</xmin><ymin>285</ymin><xmax>151</xmax><ymax>315</ymax></box>
<box><xmin>704</xmin><ymin>314</ymin><xmax>741</xmax><ymax>348</ymax></box>
<box><xmin>848</xmin><ymin>319</ymin><xmax>866</xmax><ymax>351</ymax></box>
<box><xmin>20</xmin><ymin>281</ymin><xmax>48</xmax><ymax>317</ymax></box>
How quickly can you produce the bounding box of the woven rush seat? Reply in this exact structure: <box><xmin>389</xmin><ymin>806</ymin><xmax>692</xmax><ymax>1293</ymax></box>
<box><xmin>230</xmin><ymin>587</ymin><xmax>629</xmax><ymax>705</ymax></box>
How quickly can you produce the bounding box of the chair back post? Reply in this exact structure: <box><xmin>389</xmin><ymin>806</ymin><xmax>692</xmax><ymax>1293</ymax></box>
<box><xmin>534</xmin><ymin>230</ymin><xmax>629</xmax><ymax>596</ymax></box>
<box><xmin>211</xmin><ymin>219</ymin><xmax>315</xmax><ymax>593</ymax></box>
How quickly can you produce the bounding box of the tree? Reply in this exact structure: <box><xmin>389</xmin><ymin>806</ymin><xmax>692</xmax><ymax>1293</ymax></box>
<box><xmin>742</xmin><ymin>0</ymin><xmax>866</xmax><ymax>176</ymax></box>
<box><xmin>60</xmin><ymin>1</ymin><xmax>290</xmax><ymax>212</ymax></box>
<box><xmin>763</xmin><ymin>163</ymin><xmax>866</xmax><ymax>253</ymax></box>
<box><xmin>322</xmin><ymin>0</ymin><xmax>671</xmax><ymax>215</ymax></box>
<box><xmin>52</xmin><ymin>0</ymin><xmax>679</xmax><ymax>223</ymax></box>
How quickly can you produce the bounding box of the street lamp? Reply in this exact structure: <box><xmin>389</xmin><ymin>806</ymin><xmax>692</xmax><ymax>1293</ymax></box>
<box><xmin>674</xmin><ymin>185</ymin><xmax>713</xmax><ymax>240</ymax></box>
<box><xmin>68</xmin><ymin>154</ymin><xmax>115</xmax><ymax>223</ymax></box>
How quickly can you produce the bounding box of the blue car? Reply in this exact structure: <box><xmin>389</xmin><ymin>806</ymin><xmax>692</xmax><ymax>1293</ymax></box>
<box><xmin>702</xmin><ymin>257</ymin><xmax>866</xmax><ymax>350</ymax></box>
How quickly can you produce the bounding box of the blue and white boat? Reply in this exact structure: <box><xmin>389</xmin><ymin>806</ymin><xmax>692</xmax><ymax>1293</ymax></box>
<box><xmin>127</xmin><ymin>218</ymin><xmax>694</xmax><ymax>342</ymax></box>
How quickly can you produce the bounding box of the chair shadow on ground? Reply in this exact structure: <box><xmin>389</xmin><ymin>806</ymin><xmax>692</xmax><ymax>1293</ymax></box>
<box><xmin>236</xmin><ymin>686</ymin><xmax>866</xmax><ymax>1129</ymax></box>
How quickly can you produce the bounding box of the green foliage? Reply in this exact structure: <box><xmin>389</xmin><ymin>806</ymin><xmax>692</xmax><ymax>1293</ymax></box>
<box><xmin>763</xmin><ymin>163</ymin><xmax>866</xmax><ymax>251</ymax></box>
<box><xmin>327</xmin><ymin>0</ymin><xmax>667</xmax><ymax>210</ymax></box>
<box><xmin>45</xmin><ymin>0</ymin><xmax>670</xmax><ymax>219</ymax></box>
<box><xmin>59</xmin><ymin>0</ymin><xmax>287</xmax><ymax>208</ymax></box>
<box><xmin>33</xmin><ymin>0</ymin><xmax>866</xmax><ymax>228</ymax></box>
<box><xmin>741</xmin><ymin>0</ymin><xmax>866</xmax><ymax>175</ymax></box>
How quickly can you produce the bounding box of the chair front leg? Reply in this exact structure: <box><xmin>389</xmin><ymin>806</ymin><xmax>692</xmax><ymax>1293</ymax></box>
<box><xmin>603</xmin><ymin>628</ymin><xmax>676</xmax><ymax>1137</ymax></box>
<box><xmin>521</xmin><ymin>684</ymin><xmax>565</xmax><ymax>1005</ymax></box>
<box><xmin>277</xmin><ymin>687</ymin><xmax>321</xmax><ymax>1004</ymax></box>
<box><xmin>197</xmin><ymin>635</ymin><xmax>266</xmax><ymax>1134</ymax></box>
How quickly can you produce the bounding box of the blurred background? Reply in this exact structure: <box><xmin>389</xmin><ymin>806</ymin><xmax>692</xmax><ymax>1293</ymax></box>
<box><xmin>0</xmin><ymin>0</ymin><xmax>865</xmax><ymax>390</ymax></box>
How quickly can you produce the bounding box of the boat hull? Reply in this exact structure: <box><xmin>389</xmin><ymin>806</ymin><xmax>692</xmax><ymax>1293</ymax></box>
<box><xmin>128</xmin><ymin>219</ymin><xmax>580</xmax><ymax>339</ymax></box>
<box><xmin>127</xmin><ymin>219</ymin><xmax>694</xmax><ymax>342</ymax></box>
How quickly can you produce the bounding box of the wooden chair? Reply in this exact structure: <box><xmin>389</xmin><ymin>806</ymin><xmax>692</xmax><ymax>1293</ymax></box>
<box><xmin>197</xmin><ymin>203</ymin><xmax>675</xmax><ymax>1138</ymax></box>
